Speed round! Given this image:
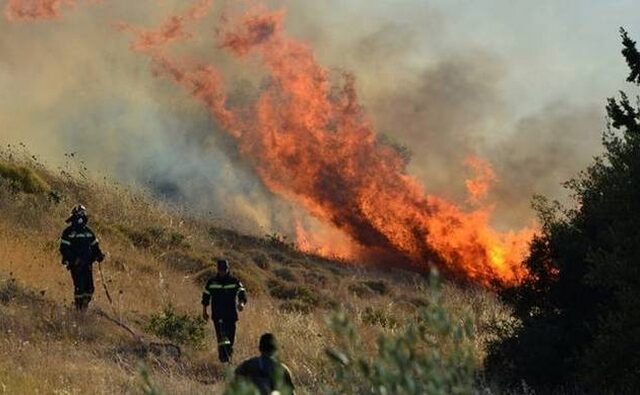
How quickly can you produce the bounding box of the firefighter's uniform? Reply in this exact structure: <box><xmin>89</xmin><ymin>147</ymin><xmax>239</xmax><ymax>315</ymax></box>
<box><xmin>60</xmin><ymin>222</ymin><xmax>104</xmax><ymax>310</ymax></box>
<box><xmin>201</xmin><ymin>273</ymin><xmax>247</xmax><ymax>362</ymax></box>
<box><xmin>235</xmin><ymin>355</ymin><xmax>295</xmax><ymax>395</ymax></box>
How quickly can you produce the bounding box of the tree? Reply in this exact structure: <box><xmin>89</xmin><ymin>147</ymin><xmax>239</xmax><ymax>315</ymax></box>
<box><xmin>486</xmin><ymin>28</ymin><xmax>640</xmax><ymax>392</ymax></box>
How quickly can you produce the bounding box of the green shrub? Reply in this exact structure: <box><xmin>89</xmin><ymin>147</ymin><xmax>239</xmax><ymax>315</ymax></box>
<box><xmin>325</xmin><ymin>272</ymin><xmax>477</xmax><ymax>395</ymax></box>
<box><xmin>487</xmin><ymin>29</ymin><xmax>640</xmax><ymax>392</ymax></box>
<box><xmin>146</xmin><ymin>305</ymin><xmax>206</xmax><ymax>348</ymax></box>
<box><xmin>360</xmin><ymin>307</ymin><xmax>398</xmax><ymax>329</ymax></box>
<box><xmin>0</xmin><ymin>161</ymin><xmax>49</xmax><ymax>193</ymax></box>
<box><xmin>138</xmin><ymin>364</ymin><xmax>163</xmax><ymax>395</ymax></box>
<box><xmin>267</xmin><ymin>280</ymin><xmax>320</xmax><ymax>306</ymax></box>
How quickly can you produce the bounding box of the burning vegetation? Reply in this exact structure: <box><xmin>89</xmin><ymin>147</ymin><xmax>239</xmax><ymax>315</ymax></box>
<box><xmin>124</xmin><ymin>5</ymin><xmax>535</xmax><ymax>286</ymax></box>
<box><xmin>5</xmin><ymin>0</ymin><xmax>537</xmax><ymax>286</ymax></box>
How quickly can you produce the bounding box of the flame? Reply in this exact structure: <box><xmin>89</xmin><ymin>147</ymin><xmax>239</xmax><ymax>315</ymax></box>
<box><xmin>6</xmin><ymin>0</ymin><xmax>537</xmax><ymax>286</ymax></box>
<box><xmin>4</xmin><ymin>0</ymin><xmax>98</xmax><ymax>21</ymax></box>
<box><xmin>118</xmin><ymin>4</ymin><xmax>537</xmax><ymax>286</ymax></box>
<box><xmin>295</xmin><ymin>220</ymin><xmax>359</xmax><ymax>260</ymax></box>
<box><xmin>465</xmin><ymin>155</ymin><xmax>497</xmax><ymax>204</ymax></box>
<box><xmin>4</xmin><ymin>0</ymin><xmax>74</xmax><ymax>20</ymax></box>
<box><xmin>114</xmin><ymin>0</ymin><xmax>212</xmax><ymax>52</ymax></box>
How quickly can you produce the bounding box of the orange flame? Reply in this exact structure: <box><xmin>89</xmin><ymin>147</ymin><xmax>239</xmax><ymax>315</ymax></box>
<box><xmin>120</xmin><ymin>4</ymin><xmax>536</xmax><ymax>286</ymax></box>
<box><xmin>465</xmin><ymin>155</ymin><xmax>497</xmax><ymax>204</ymax></box>
<box><xmin>294</xmin><ymin>221</ymin><xmax>357</xmax><ymax>260</ymax></box>
<box><xmin>4</xmin><ymin>0</ymin><xmax>74</xmax><ymax>20</ymax></box>
<box><xmin>114</xmin><ymin>0</ymin><xmax>212</xmax><ymax>52</ymax></box>
<box><xmin>4</xmin><ymin>0</ymin><xmax>99</xmax><ymax>21</ymax></box>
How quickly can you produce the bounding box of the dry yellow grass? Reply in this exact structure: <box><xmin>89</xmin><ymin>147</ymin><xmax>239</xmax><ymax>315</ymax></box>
<box><xmin>0</xmin><ymin>151</ymin><xmax>512</xmax><ymax>394</ymax></box>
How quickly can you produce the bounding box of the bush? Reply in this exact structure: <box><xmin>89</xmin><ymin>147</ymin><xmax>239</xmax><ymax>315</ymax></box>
<box><xmin>325</xmin><ymin>272</ymin><xmax>477</xmax><ymax>395</ymax></box>
<box><xmin>347</xmin><ymin>283</ymin><xmax>371</xmax><ymax>298</ymax></box>
<box><xmin>273</xmin><ymin>267</ymin><xmax>297</xmax><ymax>282</ymax></box>
<box><xmin>117</xmin><ymin>226</ymin><xmax>189</xmax><ymax>250</ymax></box>
<box><xmin>349</xmin><ymin>280</ymin><xmax>390</xmax><ymax>298</ymax></box>
<box><xmin>360</xmin><ymin>307</ymin><xmax>398</xmax><ymax>329</ymax></box>
<box><xmin>146</xmin><ymin>305</ymin><xmax>206</xmax><ymax>348</ymax></box>
<box><xmin>0</xmin><ymin>161</ymin><xmax>49</xmax><ymax>193</ymax></box>
<box><xmin>252</xmin><ymin>252</ymin><xmax>270</xmax><ymax>270</ymax></box>
<box><xmin>0</xmin><ymin>278</ymin><xmax>20</xmax><ymax>304</ymax></box>
<box><xmin>279</xmin><ymin>300</ymin><xmax>314</xmax><ymax>314</ymax></box>
<box><xmin>267</xmin><ymin>280</ymin><xmax>320</xmax><ymax>306</ymax></box>
<box><xmin>487</xmin><ymin>29</ymin><xmax>640</xmax><ymax>392</ymax></box>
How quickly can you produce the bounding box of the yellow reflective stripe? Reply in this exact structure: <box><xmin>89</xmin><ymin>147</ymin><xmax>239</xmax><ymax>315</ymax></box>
<box><xmin>69</xmin><ymin>233</ymin><xmax>92</xmax><ymax>238</ymax></box>
<box><xmin>60</xmin><ymin>239</ymin><xmax>71</xmax><ymax>245</ymax></box>
<box><xmin>223</xmin><ymin>284</ymin><xmax>238</xmax><ymax>289</ymax></box>
<box><xmin>208</xmin><ymin>284</ymin><xmax>223</xmax><ymax>289</ymax></box>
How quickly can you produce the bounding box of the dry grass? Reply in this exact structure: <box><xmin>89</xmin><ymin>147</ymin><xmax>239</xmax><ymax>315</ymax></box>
<box><xmin>0</xmin><ymin>149</ymin><xmax>513</xmax><ymax>394</ymax></box>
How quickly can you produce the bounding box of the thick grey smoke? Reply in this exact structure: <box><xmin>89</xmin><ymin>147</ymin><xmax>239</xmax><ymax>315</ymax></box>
<box><xmin>0</xmin><ymin>0</ymin><xmax>617</xmax><ymax>236</ymax></box>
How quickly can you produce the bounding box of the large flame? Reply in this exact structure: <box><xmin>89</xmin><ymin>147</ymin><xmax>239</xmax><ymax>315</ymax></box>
<box><xmin>123</xmin><ymin>5</ymin><xmax>536</xmax><ymax>286</ymax></box>
<box><xmin>7</xmin><ymin>1</ymin><xmax>537</xmax><ymax>286</ymax></box>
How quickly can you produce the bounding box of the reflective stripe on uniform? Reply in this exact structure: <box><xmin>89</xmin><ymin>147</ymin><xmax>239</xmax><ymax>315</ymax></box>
<box><xmin>91</xmin><ymin>239</ymin><xmax>99</xmax><ymax>245</ymax></box>
<box><xmin>60</xmin><ymin>239</ymin><xmax>71</xmax><ymax>245</ymax></box>
<box><xmin>218</xmin><ymin>339</ymin><xmax>231</xmax><ymax>346</ymax></box>
<box><xmin>208</xmin><ymin>284</ymin><xmax>223</xmax><ymax>289</ymax></box>
<box><xmin>203</xmin><ymin>289</ymin><xmax>211</xmax><ymax>295</ymax></box>
<box><xmin>223</xmin><ymin>284</ymin><xmax>238</xmax><ymax>289</ymax></box>
<box><xmin>70</xmin><ymin>233</ymin><xmax>92</xmax><ymax>238</ymax></box>
<box><xmin>238</xmin><ymin>287</ymin><xmax>246</xmax><ymax>292</ymax></box>
<box><xmin>74</xmin><ymin>293</ymin><xmax>93</xmax><ymax>299</ymax></box>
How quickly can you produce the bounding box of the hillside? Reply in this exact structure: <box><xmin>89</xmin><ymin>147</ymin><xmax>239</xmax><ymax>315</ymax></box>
<box><xmin>0</xmin><ymin>148</ymin><xmax>509</xmax><ymax>394</ymax></box>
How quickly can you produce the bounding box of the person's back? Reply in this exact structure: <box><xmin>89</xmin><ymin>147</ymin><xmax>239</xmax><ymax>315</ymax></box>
<box><xmin>234</xmin><ymin>333</ymin><xmax>295</xmax><ymax>395</ymax></box>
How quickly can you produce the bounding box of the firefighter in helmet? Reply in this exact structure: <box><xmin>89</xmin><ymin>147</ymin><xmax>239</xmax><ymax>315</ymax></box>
<box><xmin>59</xmin><ymin>204</ymin><xmax>105</xmax><ymax>311</ymax></box>
<box><xmin>234</xmin><ymin>333</ymin><xmax>296</xmax><ymax>395</ymax></box>
<box><xmin>201</xmin><ymin>259</ymin><xmax>247</xmax><ymax>363</ymax></box>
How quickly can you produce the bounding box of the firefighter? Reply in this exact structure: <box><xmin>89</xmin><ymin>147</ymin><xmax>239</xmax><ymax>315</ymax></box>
<box><xmin>234</xmin><ymin>333</ymin><xmax>295</xmax><ymax>395</ymax></box>
<box><xmin>59</xmin><ymin>204</ymin><xmax>105</xmax><ymax>311</ymax></box>
<box><xmin>201</xmin><ymin>259</ymin><xmax>247</xmax><ymax>363</ymax></box>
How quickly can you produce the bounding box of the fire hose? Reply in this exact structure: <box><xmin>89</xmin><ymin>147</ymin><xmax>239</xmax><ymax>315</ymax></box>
<box><xmin>94</xmin><ymin>258</ymin><xmax>182</xmax><ymax>357</ymax></box>
<box><xmin>97</xmin><ymin>260</ymin><xmax>114</xmax><ymax>305</ymax></box>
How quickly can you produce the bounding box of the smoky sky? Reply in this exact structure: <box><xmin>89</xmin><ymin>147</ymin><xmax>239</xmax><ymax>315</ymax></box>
<box><xmin>0</xmin><ymin>0</ymin><xmax>632</xmax><ymax>234</ymax></box>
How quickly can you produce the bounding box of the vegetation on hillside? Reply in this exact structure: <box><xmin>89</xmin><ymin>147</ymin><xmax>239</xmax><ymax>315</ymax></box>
<box><xmin>0</xmin><ymin>146</ymin><xmax>508</xmax><ymax>393</ymax></box>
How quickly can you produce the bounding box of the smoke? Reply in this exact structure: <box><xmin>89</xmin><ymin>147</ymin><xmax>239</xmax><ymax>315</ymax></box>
<box><xmin>490</xmin><ymin>104</ymin><xmax>602</xmax><ymax>227</ymax></box>
<box><xmin>0</xmin><ymin>0</ymin><xmax>607</xmax><ymax>265</ymax></box>
<box><xmin>284</xmin><ymin>7</ymin><xmax>603</xmax><ymax>229</ymax></box>
<box><xmin>0</xmin><ymin>0</ymin><xmax>296</xmax><ymax>234</ymax></box>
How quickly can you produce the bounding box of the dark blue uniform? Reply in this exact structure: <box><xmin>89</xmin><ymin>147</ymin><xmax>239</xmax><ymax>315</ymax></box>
<box><xmin>60</xmin><ymin>224</ymin><xmax>104</xmax><ymax>310</ymax></box>
<box><xmin>201</xmin><ymin>273</ymin><xmax>247</xmax><ymax>362</ymax></box>
<box><xmin>235</xmin><ymin>355</ymin><xmax>295</xmax><ymax>395</ymax></box>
